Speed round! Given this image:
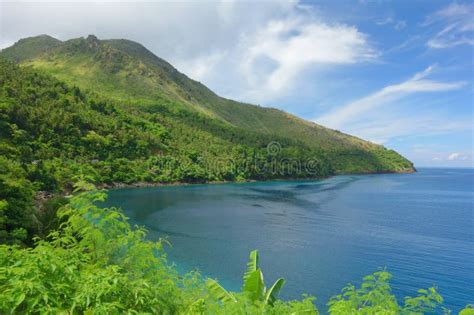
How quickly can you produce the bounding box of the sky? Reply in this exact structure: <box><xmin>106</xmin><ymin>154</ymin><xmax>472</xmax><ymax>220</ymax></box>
<box><xmin>1</xmin><ymin>0</ymin><xmax>473</xmax><ymax>167</ymax></box>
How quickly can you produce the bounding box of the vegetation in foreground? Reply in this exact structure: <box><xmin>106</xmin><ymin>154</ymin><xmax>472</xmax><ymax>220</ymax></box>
<box><xmin>1</xmin><ymin>182</ymin><xmax>464</xmax><ymax>314</ymax></box>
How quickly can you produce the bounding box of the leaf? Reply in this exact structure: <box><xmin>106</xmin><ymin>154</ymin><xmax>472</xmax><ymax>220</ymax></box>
<box><xmin>205</xmin><ymin>279</ymin><xmax>236</xmax><ymax>304</ymax></box>
<box><xmin>243</xmin><ymin>269</ymin><xmax>265</xmax><ymax>302</ymax></box>
<box><xmin>15</xmin><ymin>293</ymin><xmax>26</xmax><ymax>308</ymax></box>
<box><xmin>264</xmin><ymin>278</ymin><xmax>285</xmax><ymax>306</ymax></box>
<box><xmin>243</xmin><ymin>249</ymin><xmax>259</xmax><ymax>284</ymax></box>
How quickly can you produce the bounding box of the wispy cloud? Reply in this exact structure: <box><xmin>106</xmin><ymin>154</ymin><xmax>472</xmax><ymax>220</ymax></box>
<box><xmin>340</xmin><ymin>115</ymin><xmax>471</xmax><ymax>144</ymax></box>
<box><xmin>315</xmin><ymin>65</ymin><xmax>466</xmax><ymax>130</ymax></box>
<box><xmin>448</xmin><ymin>152</ymin><xmax>461</xmax><ymax>160</ymax></box>
<box><xmin>376</xmin><ymin>17</ymin><xmax>394</xmax><ymax>26</ymax></box>
<box><xmin>175</xmin><ymin>51</ymin><xmax>226</xmax><ymax>82</ymax></box>
<box><xmin>376</xmin><ymin>17</ymin><xmax>407</xmax><ymax>31</ymax></box>
<box><xmin>394</xmin><ymin>20</ymin><xmax>407</xmax><ymax>31</ymax></box>
<box><xmin>433</xmin><ymin>152</ymin><xmax>471</xmax><ymax>163</ymax></box>
<box><xmin>410</xmin><ymin>144</ymin><xmax>473</xmax><ymax>166</ymax></box>
<box><xmin>239</xmin><ymin>16</ymin><xmax>377</xmax><ymax>101</ymax></box>
<box><xmin>424</xmin><ymin>3</ymin><xmax>474</xmax><ymax>49</ymax></box>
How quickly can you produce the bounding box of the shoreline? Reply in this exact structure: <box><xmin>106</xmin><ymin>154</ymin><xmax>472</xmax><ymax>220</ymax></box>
<box><xmin>96</xmin><ymin>167</ymin><xmax>416</xmax><ymax>191</ymax></box>
<box><xmin>35</xmin><ymin>167</ymin><xmax>416</xmax><ymax>202</ymax></box>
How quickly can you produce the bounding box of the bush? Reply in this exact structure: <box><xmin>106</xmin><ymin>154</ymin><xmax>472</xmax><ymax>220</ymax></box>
<box><xmin>0</xmin><ymin>185</ymin><xmax>203</xmax><ymax>313</ymax></box>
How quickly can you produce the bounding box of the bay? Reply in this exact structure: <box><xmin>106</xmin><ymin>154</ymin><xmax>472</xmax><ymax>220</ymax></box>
<box><xmin>102</xmin><ymin>168</ymin><xmax>474</xmax><ymax>313</ymax></box>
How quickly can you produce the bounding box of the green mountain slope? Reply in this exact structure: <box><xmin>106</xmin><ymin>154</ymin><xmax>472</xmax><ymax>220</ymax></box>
<box><xmin>1</xmin><ymin>35</ymin><xmax>414</xmax><ymax>174</ymax></box>
<box><xmin>0</xmin><ymin>35</ymin><xmax>61</xmax><ymax>62</ymax></box>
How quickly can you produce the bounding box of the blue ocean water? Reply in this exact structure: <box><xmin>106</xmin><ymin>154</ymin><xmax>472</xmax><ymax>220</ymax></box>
<box><xmin>103</xmin><ymin>168</ymin><xmax>473</xmax><ymax>313</ymax></box>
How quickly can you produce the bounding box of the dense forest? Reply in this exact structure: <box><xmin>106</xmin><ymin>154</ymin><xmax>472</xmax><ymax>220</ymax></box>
<box><xmin>2</xmin><ymin>35</ymin><xmax>415</xmax><ymax>176</ymax></box>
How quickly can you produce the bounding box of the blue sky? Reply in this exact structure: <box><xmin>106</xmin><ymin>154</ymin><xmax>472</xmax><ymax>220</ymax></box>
<box><xmin>1</xmin><ymin>0</ymin><xmax>472</xmax><ymax>167</ymax></box>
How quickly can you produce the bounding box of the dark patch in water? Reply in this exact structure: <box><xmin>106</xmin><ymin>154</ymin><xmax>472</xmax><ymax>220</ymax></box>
<box><xmin>264</xmin><ymin>212</ymin><xmax>287</xmax><ymax>217</ymax></box>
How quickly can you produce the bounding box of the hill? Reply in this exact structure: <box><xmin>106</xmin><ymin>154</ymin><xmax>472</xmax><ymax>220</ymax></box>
<box><xmin>1</xmin><ymin>35</ymin><xmax>414</xmax><ymax>175</ymax></box>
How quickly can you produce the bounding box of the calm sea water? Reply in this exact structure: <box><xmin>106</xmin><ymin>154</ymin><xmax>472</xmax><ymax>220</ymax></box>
<box><xmin>103</xmin><ymin>168</ymin><xmax>473</xmax><ymax>313</ymax></box>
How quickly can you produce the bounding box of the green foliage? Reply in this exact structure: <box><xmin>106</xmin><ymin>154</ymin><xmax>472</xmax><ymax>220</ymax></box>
<box><xmin>244</xmin><ymin>249</ymin><xmax>259</xmax><ymax>281</ymax></box>
<box><xmin>0</xmin><ymin>35</ymin><xmax>61</xmax><ymax>62</ymax></box>
<box><xmin>0</xmin><ymin>185</ymin><xmax>203</xmax><ymax>313</ymax></box>
<box><xmin>34</xmin><ymin>195</ymin><xmax>69</xmax><ymax>238</ymax></box>
<box><xmin>460</xmin><ymin>305</ymin><xmax>474</xmax><ymax>315</ymax></box>
<box><xmin>205</xmin><ymin>249</ymin><xmax>290</xmax><ymax>309</ymax></box>
<box><xmin>0</xmin><ymin>157</ymin><xmax>35</xmax><ymax>245</ymax></box>
<box><xmin>265</xmin><ymin>278</ymin><xmax>286</xmax><ymax>306</ymax></box>
<box><xmin>241</xmin><ymin>250</ymin><xmax>286</xmax><ymax>306</ymax></box>
<box><xmin>327</xmin><ymin>271</ymin><xmax>444</xmax><ymax>314</ymax></box>
<box><xmin>205</xmin><ymin>279</ymin><xmax>237</xmax><ymax>304</ymax></box>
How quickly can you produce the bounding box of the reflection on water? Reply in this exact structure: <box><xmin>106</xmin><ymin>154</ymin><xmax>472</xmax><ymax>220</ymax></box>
<box><xmin>102</xmin><ymin>168</ymin><xmax>474</xmax><ymax>313</ymax></box>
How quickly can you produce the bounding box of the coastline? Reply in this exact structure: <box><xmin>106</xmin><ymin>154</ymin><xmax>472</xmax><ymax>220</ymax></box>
<box><xmin>35</xmin><ymin>167</ymin><xmax>416</xmax><ymax>202</ymax></box>
<box><xmin>96</xmin><ymin>167</ymin><xmax>417</xmax><ymax>191</ymax></box>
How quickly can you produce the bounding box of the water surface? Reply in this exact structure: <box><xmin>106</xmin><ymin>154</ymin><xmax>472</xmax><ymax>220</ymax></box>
<box><xmin>103</xmin><ymin>168</ymin><xmax>473</xmax><ymax>312</ymax></box>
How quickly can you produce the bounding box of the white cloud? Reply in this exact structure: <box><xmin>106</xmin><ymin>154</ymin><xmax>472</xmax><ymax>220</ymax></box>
<box><xmin>315</xmin><ymin>65</ymin><xmax>466</xmax><ymax>130</ymax></box>
<box><xmin>424</xmin><ymin>3</ymin><xmax>474</xmax><ymax>49</ymax></box>
<box><xmin>446</xmin><ymin>152</ymin><xmax>470</xmax><ymax>161</ymax></box>
<box><xmin>405</xmin><ymin>143</ymin><xmax>473</xmax><ymax>167</ymax></box>
<box><xmin>447</xmin><ymin>152</ymin><xmax>461</xmax><ymax>160</ymax></box>
<box><xmin>239</xmin><ymin>17</ymin><xmax>376</xmax><ymax>101</ymax></box>
<box><xmin>175</xmin><ymin>51</ymin><xmax>226</xmax><ymax>82</ymax></box>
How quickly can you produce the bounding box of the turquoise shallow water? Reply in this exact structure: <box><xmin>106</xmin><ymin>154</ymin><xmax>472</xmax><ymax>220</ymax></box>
<box><xmin>102</xmin><ymin>168</ymin><xmax>473</xmax><ymax>312</ymax></box>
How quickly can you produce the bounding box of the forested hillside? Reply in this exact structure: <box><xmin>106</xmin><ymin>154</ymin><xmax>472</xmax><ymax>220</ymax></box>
<box><xmin>2</xmin><ymin>35</ymin><xmax>414</xmax><ymax>175</ymax></box>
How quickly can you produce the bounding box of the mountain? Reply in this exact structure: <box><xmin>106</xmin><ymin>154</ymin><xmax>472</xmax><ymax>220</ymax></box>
<box><xmin>1</xmin><ymin>35</ymin><xmax>414</xmax><ymax>175</ymax></box>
